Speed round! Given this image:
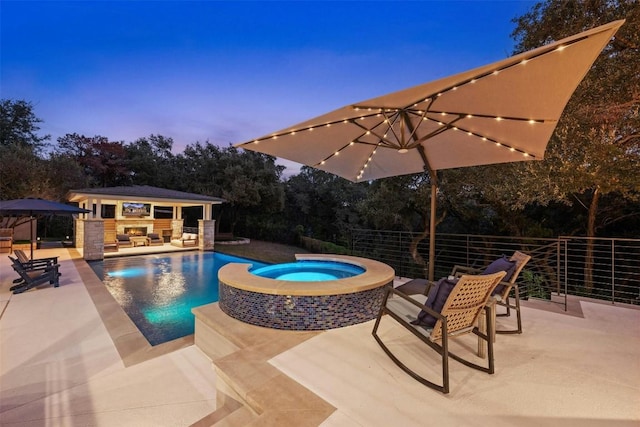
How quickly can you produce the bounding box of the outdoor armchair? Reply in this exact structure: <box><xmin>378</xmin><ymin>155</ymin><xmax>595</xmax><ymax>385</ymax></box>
<box><xmin>146</xmin><ymin>233</ymin><xmax>164</xmax><ymax>246</ymax></box>
<box><xmin>372</xmin><ymin>271</ymin><xmax>506</xmax><ymax>393</ymax></box>
<box><xmin>116</xmin><ymin>234</ymin><xmax>133</xmax><ymax>248</ymax></box>
<box><xmin>9</xmin><ymin>255</ymin><xmax>61</xmax><ymax>294</ymax></box>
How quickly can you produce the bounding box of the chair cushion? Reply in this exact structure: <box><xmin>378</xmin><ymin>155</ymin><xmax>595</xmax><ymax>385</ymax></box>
<box><xmin>482</xmin><ymin>255</ymin><xmax>516</xmax><ymax>295</ymax></box>
<box><xmin>116</xmin><ymin>234</ymin><xmax>130</xmax><ymax>241</ymax></box>
<box><xmin>148</xmin><ymin>233</ymin><xmax>160</xmax><ymax>239</ymax></box>
<box><xmin>411</xmin><ymin>277</ymin><xmax>459</xmax><ymax>327</ymax></box>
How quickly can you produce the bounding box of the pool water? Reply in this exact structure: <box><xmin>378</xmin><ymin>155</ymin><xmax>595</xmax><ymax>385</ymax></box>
<box><xmin>250</xmin><ymin>260</ymin><xmax>365</xmax><ymax>281</ymax></box>
<box><xmin>89</xmin><ymin>252</ymin><xmax>267</xmax><ymax>345</ymax></box>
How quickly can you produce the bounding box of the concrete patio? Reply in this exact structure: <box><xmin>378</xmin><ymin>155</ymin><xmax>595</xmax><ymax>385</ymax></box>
<box><xmin>1</xmin><ymin>248</ymin><xmax>639</xmax><ymax>426</ymax></box>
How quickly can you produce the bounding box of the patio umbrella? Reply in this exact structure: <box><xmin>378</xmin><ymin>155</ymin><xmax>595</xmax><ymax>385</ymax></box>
<box><xmin>0</xmin><ymin>198</ymin><xmax>90</xmax><ymax>259</ymax></box>
<box><xmin>236</xmin><ymin>20</ymin><xmax>624</xmax><ymax>280</ymax></box>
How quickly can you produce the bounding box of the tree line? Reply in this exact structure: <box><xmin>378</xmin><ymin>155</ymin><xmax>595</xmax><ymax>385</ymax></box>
<box><xmin>1</xmin><ymin>0</ymin><xmax>638</xmax><ymax>247</ymax></box>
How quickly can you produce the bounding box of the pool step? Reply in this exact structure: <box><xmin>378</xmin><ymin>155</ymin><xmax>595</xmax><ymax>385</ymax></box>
<box><xmin>192</xmin><ymin>303</ymin><xmax>336</xmax><ymax>425</ymax></box>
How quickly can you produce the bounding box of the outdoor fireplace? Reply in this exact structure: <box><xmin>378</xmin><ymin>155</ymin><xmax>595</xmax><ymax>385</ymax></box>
<box><xmin>124</xmin><ymin>227</ymin><xmax>147</xmax><ymax>236</ymax></box>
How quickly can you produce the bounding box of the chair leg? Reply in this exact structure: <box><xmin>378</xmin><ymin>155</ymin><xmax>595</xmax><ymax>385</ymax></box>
<box><xmin>477</xmin><ymin>301</ymin><xmax>497</xmax><ymax>357</ymax></box>
<box><xmin>495</xmin><ymin>288</ymin><xmax>523</xmax><ymax>334</ymax></box>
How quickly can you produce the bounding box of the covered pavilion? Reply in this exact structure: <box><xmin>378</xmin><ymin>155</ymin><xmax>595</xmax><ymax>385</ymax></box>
<box><xmin>66</xmin><ymin>185</ymin><xmax>225</xmax><ymax>260</ymax></box>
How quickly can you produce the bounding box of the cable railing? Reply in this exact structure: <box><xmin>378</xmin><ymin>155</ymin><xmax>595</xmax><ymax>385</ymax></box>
<box><xmin>350</xmin><ymin>229</ymin><xmax>640</xmax><ymax>310</ymax></box>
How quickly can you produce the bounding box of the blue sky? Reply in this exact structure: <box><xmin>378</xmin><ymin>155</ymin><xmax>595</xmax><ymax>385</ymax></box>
<box><xmin>2</xmin><ymin>0</ymin><xmax>536</xmax><ymax>163</ymax></box>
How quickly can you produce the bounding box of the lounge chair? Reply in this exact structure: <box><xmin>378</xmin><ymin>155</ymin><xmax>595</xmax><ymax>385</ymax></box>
<box><xmin>372</xmin><ymin>271</ymin><xmax>506</xmax><ymax>394</ymax></box>
<box><xmin>9</xmin><ymin>256</ymin><xmax>61</xmax><ymax>294</ymax></box>
<box><xmin>146</xmin><ymin>232</ymin><xmax>164</xmax><ymax>246</ymax></box>
<box><xmin>116</xmin><ymin>234</ymin><xmax>133</xmax><ymax>248</ymax></box>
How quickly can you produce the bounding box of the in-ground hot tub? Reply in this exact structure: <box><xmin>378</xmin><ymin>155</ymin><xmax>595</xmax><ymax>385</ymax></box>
<box><xmin>218</xmin><ymin>254</ymin><xmax>395</xmax><ymax>330</ymax></box>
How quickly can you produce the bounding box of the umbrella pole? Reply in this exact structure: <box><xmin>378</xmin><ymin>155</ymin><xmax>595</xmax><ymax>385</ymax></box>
<box><xmin>30</xmin><ymin>215</ymin><xmax>34</xmax><ymax>260</ymax></box>
<box><xmin>418</xmin><ymin>145</ymin><xmax>437</xmax><ymax>282</ymax></box>
<box><xmin>428</xmin><ymin>183</ymin><xmax>436</xmax><ymax>281</ymax></box>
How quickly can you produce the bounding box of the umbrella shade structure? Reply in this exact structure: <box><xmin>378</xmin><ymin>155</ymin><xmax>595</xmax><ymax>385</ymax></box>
<box><xmin>237</xmin><ymin>20</ymin><xmax>624</xmax><ymax>280</ymax></box>
<box><xmin>0</xmin><ymin>198</ymin><xmax>90</xmax><ymax>259</ymax></box>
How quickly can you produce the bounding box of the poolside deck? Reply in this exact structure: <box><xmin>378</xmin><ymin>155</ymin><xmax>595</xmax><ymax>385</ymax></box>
<box><xmin>1</xmin><ymin>247</ymin><xmax>639</xmax><ymax>426</ymax></box>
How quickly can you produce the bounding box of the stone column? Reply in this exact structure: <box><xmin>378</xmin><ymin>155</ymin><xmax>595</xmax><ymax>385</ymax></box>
<box><xmin>171</xmin><ymin>219</ymin><xmax>184</xmax><ymax>239</ymax></box>
<box><xmin>83</xmin><ymin>219</ymin><xmax>104</xmax><ymax>260</ymax></box>
<box><xmin>75</xmin><ymin>218</ymin><xmax>85</xmax><ymax>248</ymax></box>
<box><xmin>198</xmin><ymin>219</ymin><xmax>215</xmax><ymax>251</ymax></box>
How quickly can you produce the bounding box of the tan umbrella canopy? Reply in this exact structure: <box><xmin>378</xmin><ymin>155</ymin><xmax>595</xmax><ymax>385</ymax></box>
<box><xmin>237</xmin><ymin>20</ymin><xmax>624</xmax><ymax>280</ymax></box>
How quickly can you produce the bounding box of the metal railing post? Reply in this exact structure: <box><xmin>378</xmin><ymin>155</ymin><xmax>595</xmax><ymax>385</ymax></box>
<box><xmin>611</xmin><ymin>240</ymin><xmax>615</xmax><ymax>304</ymax></box>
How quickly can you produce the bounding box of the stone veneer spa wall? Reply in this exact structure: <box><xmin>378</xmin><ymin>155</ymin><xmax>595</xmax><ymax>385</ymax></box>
<box><xmin>217</xmin><ymin>254</ymin><xmax>395</xmax><ymax>330</ymax></box>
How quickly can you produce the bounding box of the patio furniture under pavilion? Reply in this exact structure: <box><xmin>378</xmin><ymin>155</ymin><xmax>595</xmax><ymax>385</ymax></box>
<box><xmin>66</xmin><ymin>185</ymin><xmax>225</xmax><ymax>260</ymax></box>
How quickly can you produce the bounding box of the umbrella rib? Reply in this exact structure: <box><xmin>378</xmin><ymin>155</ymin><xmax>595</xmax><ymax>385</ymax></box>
<box><xmin>429</xmin><ymin>111</ymin><xmax>548</xmax><ymax>123</ymax></box>
<box><xmin>349</xmin><ymin>115</ymin><xmax>403</xmax><ymax>150</ymax></box>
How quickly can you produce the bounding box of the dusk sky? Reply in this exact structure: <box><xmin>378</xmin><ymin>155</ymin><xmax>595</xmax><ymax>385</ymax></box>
<box><xmin>2</xmin><ymin>0</ymin><xmax>537</xmax><ymax>172</ymax></box>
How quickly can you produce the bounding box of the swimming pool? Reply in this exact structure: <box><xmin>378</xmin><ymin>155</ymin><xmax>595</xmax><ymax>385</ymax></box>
<box><xmin>89</xmin><ymin>252</ymin><xmax>267</xmax><ymax>345</ymax></box>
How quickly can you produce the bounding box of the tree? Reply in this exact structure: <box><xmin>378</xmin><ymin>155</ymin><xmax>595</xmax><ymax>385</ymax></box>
<box><xmin>0</xmin><ymin>99</ymin><xmax>50</xmax><ymax>153</ymax></box>
<box><xmin>0</xmin><ymin>100</ymin><xmax>52</xmax><ymax>199</ymax></box>
<box><xmin>179</xmin><ymin>143</ymin><xmax>285</xmax><ymax>236</ymax></box>
<box><xmin>126</xmin><ymin>134</ymin><xmax>176</xmax><ymax>187</ymax></box>
<box><xmin>0</xmin><ymin>143</ymin><xmax>46</xmax><ymax>199</ymax></box>
<box><xmin>56</xmin><ymin>133</ymin><xmax>131</xmax><ymax>187</ymax></box>
<box><xmin>285</xmin><ymin>166</ymin><xmax>367</xmax><ymax>244</ymax></box>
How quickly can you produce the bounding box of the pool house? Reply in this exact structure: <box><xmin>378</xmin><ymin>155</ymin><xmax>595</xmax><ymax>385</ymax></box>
<box><xmin>66</xmin><ymin>185</ymin><xmax>225</xmax><ymax>260</ymax></box>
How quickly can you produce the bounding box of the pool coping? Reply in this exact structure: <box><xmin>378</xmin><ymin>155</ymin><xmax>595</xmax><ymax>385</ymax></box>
<box><xmin>219</xmin><ymin>253</ymin><xmax>395</xmax><ymax>296</ymax></box>
<box><xmin>70</xmin><ymin>249</ymin><xmax>195</xmax><ymax>367</ymax></box>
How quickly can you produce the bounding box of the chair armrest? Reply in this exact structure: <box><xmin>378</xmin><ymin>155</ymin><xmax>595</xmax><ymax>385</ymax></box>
<box><xmin>451</xmin><ymin>265</ymin><xmax>482</xmax><ymax>277</ymax></box>
<box><xmin>387</xmin><ymin>287</ymin><xmax>444</xmax><ymax>322</ymax></box>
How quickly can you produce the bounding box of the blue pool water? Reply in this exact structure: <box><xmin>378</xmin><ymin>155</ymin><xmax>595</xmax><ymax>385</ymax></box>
<box><xmin>250</xmin><ymin>260</ymin><xmax>365</xmax><ymax>281</ymax></box>
<box><xmin>89</xmin><ymin>252</ymin><xmax>267</xmax><ymax>345</ymax></box>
